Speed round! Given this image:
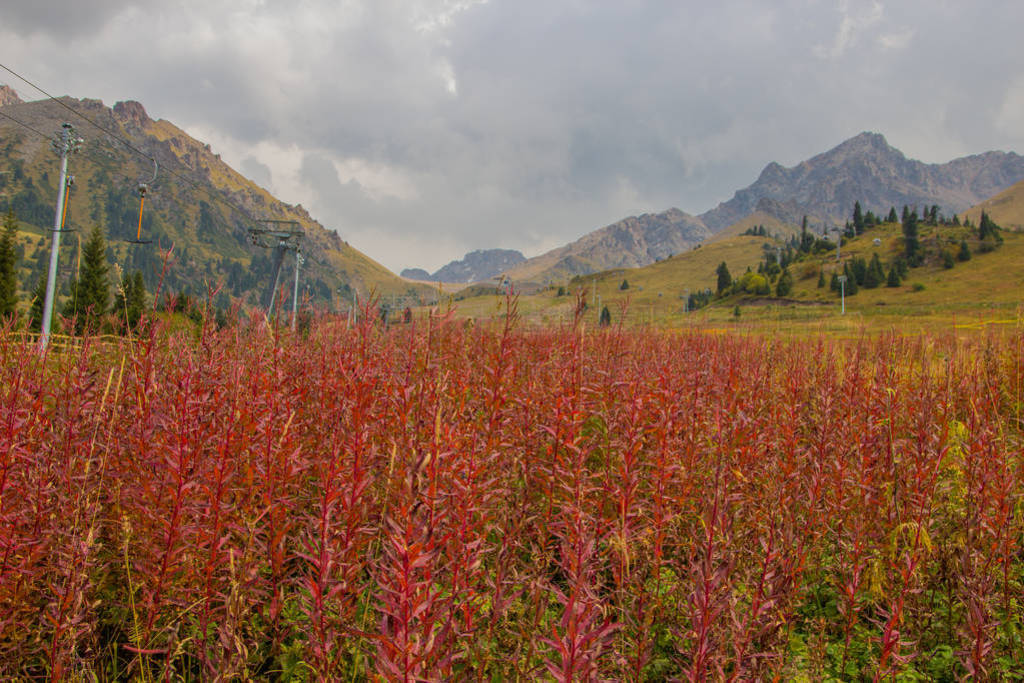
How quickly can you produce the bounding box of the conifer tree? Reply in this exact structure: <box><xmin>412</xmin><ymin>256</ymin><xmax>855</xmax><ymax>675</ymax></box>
<box><xmin>0</xmin><ymin>209</ymin><xmax>19</xmax><ymax>321</ymax></box>
<box><xmin>28</xmin><ymin>274</ymin><xmax>46</xmax><ymax>332</ymax></box>
<box><xmin>817</xmin><ymin>269</ymin><xmax>825</xmax><ymax>288</ymax></box>
<box><xmin>886</xmin><ymin>265</ymin><xmax>901</xmax><ymax>288</ymax></box>
<box><xmin>978</xmin><ymin>211</ymin><xmax>1002</xmax><ymax>241</ymax></box>
<box><xmin>775</xmin><ymin>268</ymin><xmax>793</xmax><ymax>297</ymax></box>
<box><xmin>887</xmin><ymin>207</ymin><xmax>898</xmax><ymax>223</ymax></box>
<box><xmin>63</xmin><ymin>225</ymin><xmax>110</xmax><ymax>334</ymax></box>
<box><xmin>902</xmin><ymin>209</ymin><xmax>921</xmax><ymax>266</ymax></box>
<box><xmin>864</xmin><ymin>253</ymin><xmax>885</xmax><ymax>288</ymax></box>
<box><xmin>599</xmin><ymin>305</ymin><xmax>611</xmax><ymax>327</ymax></box>
<box><xmin>958</xmin><ymin>239</ymin><xmax>971</xmax><ymax>262</ymax></box>
<box><xmin>716</xmin><ymin>261</ymin><xmax>732</xmax><ymax>295</ymax></box>
<box><xmin>852</xmin><ymin>201</ymin><xmax>865</xmax><ymax>235</ymax></box>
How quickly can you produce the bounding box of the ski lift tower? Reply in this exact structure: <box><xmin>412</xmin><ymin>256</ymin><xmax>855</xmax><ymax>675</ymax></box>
<box><xmin>248</xmin><ymin>219</ymin><xmax>303</xmax><ymax>320</ymax></box>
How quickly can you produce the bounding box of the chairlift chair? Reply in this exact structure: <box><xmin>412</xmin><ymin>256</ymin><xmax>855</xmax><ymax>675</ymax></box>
<box><xmin>127</xmin><ymin>159</ymin><xmax>158</xmax><ymax>245</ymax></box>
<box><xmin>54</xmin><ymin>175</ymin><xmax>77</xmax><ymax>234</ymax></box>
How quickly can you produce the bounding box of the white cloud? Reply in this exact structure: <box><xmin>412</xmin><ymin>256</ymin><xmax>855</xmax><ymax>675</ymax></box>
<box><xmin>2</xmin><ymin>0</ymin><xmax>1023</xmax><ymax>273</ymax></box>
<box><xmin>814</xmin><ymin>0</ymin><xmax>884</xmax><ymax>59</ymax></box>
<box><xmin>877</xmin><ymin>28</ymin><xmax>914</xmax><ymax>50</ymax></box>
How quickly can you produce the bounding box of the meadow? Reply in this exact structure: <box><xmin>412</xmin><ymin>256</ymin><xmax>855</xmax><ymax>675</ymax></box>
<box><xmin>1</xmin><ymin>303</ymin><xmax>1022</xmax><ymax>680</ymax></box>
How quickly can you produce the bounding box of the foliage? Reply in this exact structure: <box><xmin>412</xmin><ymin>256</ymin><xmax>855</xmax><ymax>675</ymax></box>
<box><xmin>0</xmin><ymin>315</ymin><xmax>1022</xmax><ymax>680</ymax></box>
<box><xmin>735</xmin><ymin>271</ymin><xmax>771</xmax><ymax>296</ymax></box>
<box><xmin>0</xmin><ymin>208</ymin><xmax>19</xmax><ymax>320</ymax></box>
<box><xmin>27</xmin><ymin>274</ymin><xmax>45</xmax><ymax>332</ymax></box>
<box><xmin>716</xmin><ymin>261</ymin><xmax>732</xmax><ymax>295</ymax></box>
<box><xmin>62</xmin><ymin>225</ymin><xmax>110</xmax><ymax>334</ymax></box>
<box><xmin>775</xmin><ymin>268</ymin><xmax>793</xmax><ymax>297</ymax></box>
<box><xmin>903</xmin><ymin>209</ymin><xmax>922</xmax><ymax>266</ymax></box>
<box><xmin>958</xmin><ymin>239</ymin><xmax>972</xmax><ymax>262</ymax></box>
<box><xmin>113</xmin><ymin>269</ymin><xmax>147</xmax><ymax>333</ymax></box>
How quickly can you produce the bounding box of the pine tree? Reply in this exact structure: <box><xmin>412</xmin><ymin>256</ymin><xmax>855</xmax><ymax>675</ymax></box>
<box><xmin>817</xmin><ymin>270</ymin><xmax>826</xmax><ymax>288</ymax></box>
<box><xmin>902</xmin><ymin>209</ymin><xmax>920</xmax><ymax>266</ymax></box>
<box><xmin>886</xmin><ymin>266</ymin><xmax>901</xmax><ymax>288</ymax></box>
<box><xmin>887</xmin><ymin>207</ymin><xmax>898</xmax><ymax>223</ymax></box>
<box><xmin>957</xmin><ymin>239</ymin><xmax>971</xmax><ymax>262</ymax></box>
<box><xmin>63</xmin><ymin>225</ymin><xmax>110</xmax><ymax>334</ymax></box>
<box><xmin>716</xmin><ymin>261</ymin><xmax>732</xmax><ymax>295</ymax></box>
<box><xmin>978</xmin><ymin>211</ymin><xmax>1002</xmax><ymax>241</ymax></box>
<box><xmin>0</xmin><ymin>209</ymin><xmax>19</xmax><ymax>321</ymax></box>
<box><xmin>852</xmin><ymin>201</ymin><xmax>865</xmax><ymax>235</ymax></box>
<box><xmin>775</xmin><ymin>268</ymin><xmax>793</xmax><ymax>297</ymax></box>
<box><xmin>28</xmin><ymin>274</ymin><xmax>46</xmax><ymax>332</ymax></box>
<box><xmin>864</xmin><ymin>253</ymin><xmax>884</xmax><ymax>288</ymax></box>
<box><xmin>599</xmin><ymin>305</ymin><xmax>611</xmax><ymax>327</ymax></box>
<box><xmin>619</xmin><ymin>279</ymin><xmax>629</xmax><ymax>291</ymax></box>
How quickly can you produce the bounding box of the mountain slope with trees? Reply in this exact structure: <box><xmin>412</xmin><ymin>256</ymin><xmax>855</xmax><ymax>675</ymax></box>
<box><xmin>0</xmin><ymin>93</ymin><xmax>430</xmax><ymax>318</ymax></box>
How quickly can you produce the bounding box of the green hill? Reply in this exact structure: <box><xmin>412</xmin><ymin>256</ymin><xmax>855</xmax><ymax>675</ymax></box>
<box><xmin>452</xmin><ymin>204</ymin><xmax>1022</xmax><ymax>331</ymax></box>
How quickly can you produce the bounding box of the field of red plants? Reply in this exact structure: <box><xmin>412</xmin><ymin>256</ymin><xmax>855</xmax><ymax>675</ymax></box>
<box><xmin>1</xmin><ymin>305</ymin><xmax>1022</xmax><ymax>680</ymax></box>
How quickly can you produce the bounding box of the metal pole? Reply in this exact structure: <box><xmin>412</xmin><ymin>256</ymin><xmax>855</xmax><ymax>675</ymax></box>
<box><xmin>838</xmin><ymin>274</ymin><xmax>846</xmax><ymax>315</ymax></box>
<box><xmin>40</xmin><ymin>124</ymin><xmax>75</xmax><ymax>349</ymax></box>
<box><xmin>291</xmin><ymin>251</ymin><xmax>303</xmax><ymax>331</ymax></box>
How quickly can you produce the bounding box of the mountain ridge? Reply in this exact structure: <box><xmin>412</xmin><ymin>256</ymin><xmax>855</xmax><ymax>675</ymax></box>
<box><xmin>402</xmin><ymin>248</ymin><xmax>526</xmax><ymax>283</ymax></box>
<box><xmin>505</xmin><ymin>132</ymin><xmax>1024</xmax><ymax>285</ymax></box>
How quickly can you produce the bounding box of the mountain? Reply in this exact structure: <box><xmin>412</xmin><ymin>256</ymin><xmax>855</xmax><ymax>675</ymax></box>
<box><xmin>434</xmin><ymin>249</ymin><xmax>525</xmax><ymax>283</ymax></box>
<box><xmin>400</xmin><ymin>267</ymin><xmax>433</xmax><ymax>281</ymax></box>
<box><xmin>402</xmin><ymin>248</ymin><xmax>526</xmax><ymax>283</ymax></box>
<box><xmin>0</xmin><ymin>85</ymin><xmax>22</xmax><ymax>107</ymax></box>
<box><xmin>699</xmin><ymin>132</ymin><xmax>1024</xmax><ymax>231</ymax></box>
<box><xmin>505</xmin><ymin>208</ymin><xmax>712</xmax><ymax>285</ymax></box>
<box><xmin>506</xmin><ymin>133</ymin><xmax>1024</xmax><ymax>285</ymax></box>
<box><xmin>0</xmin><ymin>95</ymin><xmax>429</xmax><ymax>312</ymax></box>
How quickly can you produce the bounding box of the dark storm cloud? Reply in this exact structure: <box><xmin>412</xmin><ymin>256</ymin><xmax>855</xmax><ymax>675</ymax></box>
<box><xmin>3</xmin><ymin>0</ymin><xmax>1023</xmax><ymax>271</ymax></box>
<box><xmin>1</xmin><ymin>0</ymin><xmax>152</xmax><ymax>36</ymax></box>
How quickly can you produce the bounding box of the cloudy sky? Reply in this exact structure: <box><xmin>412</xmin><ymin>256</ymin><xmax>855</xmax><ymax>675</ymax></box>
<box><xmin>3</xmin><ymin>0</ymin><xmax>1023</xmax><ymax>272</ymax></box>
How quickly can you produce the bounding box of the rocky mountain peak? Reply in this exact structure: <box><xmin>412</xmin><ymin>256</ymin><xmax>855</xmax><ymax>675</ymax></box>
<box><xmin>113</xmin><ymin>100</ymin><xmax>150</xmax><ymax>127</ymax></box>
<box><xmin>813</xmin><ymin>131</ymin><xmax>904</xmax><ymax>167</ymax></box>
<box><xmin>699</xmin><ymin>132</ymin><xmax>1024</xmax><ymax>233</ymax></box>
<box><xmin>0</xmin><ymin>85</ymin><xmax>23</xmax><ymax>107</ymax></box>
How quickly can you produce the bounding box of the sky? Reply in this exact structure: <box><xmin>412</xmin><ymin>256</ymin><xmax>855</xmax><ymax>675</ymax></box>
<box><xmin>2</xmin><ymin>0</ymin><xmax>1023</xmax><ymax>273</ymax></box>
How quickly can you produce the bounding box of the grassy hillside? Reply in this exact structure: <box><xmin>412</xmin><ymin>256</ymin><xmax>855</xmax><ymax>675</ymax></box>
<box><xmin>962</xmin><ymin>178</ymin><xmax>1024</xmax><ymax>230</ymax></box>
<box><xmin>448</xmin><ymin>211</ymin><xmax>1023</xmax><ymax>334</ymax></box>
